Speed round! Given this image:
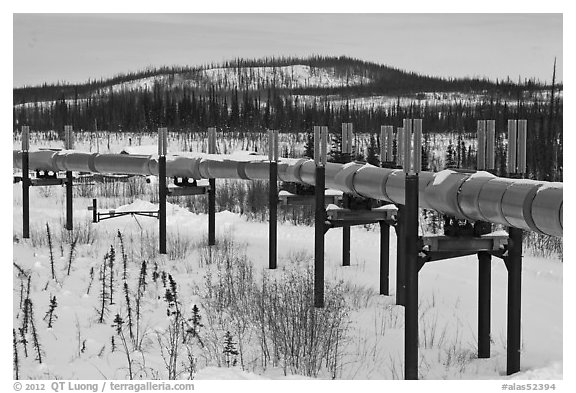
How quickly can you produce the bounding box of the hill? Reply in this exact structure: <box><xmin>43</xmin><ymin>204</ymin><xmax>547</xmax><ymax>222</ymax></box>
<box><xmin>13</xmin><ymin>55</ymin><xmax>556</xmax><ymax>105</ymax></box>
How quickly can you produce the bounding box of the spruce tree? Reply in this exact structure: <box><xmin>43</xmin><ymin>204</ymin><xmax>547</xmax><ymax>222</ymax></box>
<box><xmin>223</xmin><ymin>331</ymin><xmax>239</xmax><ymax>367</ymax></box>
<box><xmin>303</xmin><ymin>131</ymin><xmax>314</xmax><ymax>159</ymax></box>
<box><xmin>43</xmin><ymin>295</ymin><xmax>58</xmax><ymax>328</ymax></box>
<box><xmin>13</xmin><ymin>329</ymin><xmax>19</xmax><ymax>380</ymax></box>
<box><xmin>366</xmin><ymin>134</ymin><xmax>380</xmax><ymax>166</ymax></box>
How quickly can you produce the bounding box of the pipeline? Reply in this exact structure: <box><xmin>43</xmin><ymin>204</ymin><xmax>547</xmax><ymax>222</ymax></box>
<box><xmin>13</xmin><ymin>149</ymin><xmax>563</xmax><ymax>237</ymax></box>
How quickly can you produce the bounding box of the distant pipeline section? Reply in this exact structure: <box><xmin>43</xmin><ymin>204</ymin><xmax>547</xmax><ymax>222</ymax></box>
<box><xmin>13</xmin><ymin>149</ymin><xmax>563</xmax><ymax>237</ymax></box>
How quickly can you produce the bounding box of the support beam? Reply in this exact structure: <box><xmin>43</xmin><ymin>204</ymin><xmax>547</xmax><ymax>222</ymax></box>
<box><xmin>269</xmin><ymin>161</ymin><xmax>278</xmax><ymax>269</ymax></box>
<box><xmin>478</xmin><ymin>251</ymin><xmax>492</xmax><ymax>358</ymax></box>
<box><xmin>314</xmin><ymin>164</ymin><xmax>325</xmax><ymax>308</ymax></box>
<box><xmin>158</xmin><ymin>127</ymin><xmax>167</xmax><ymax>254</ymax></box>
<box><xmin>379</xmin><ymin>221</ymin><xmax>390</xmax><ymax>295</ymax></box>
<box><xmin>208</xmin><ymin>179</ymin><xmax>216</xmax><ymax>246</ymax></box>
<box><xmin>22</xmin><ymin>154</ymin><xmax>30</xmax><ymax>238</ymax></box>
<box><xmin>92</xmin><ymin>198</ymin><xmax>98</xmax><ymax>223</ymax></box>
<box><xmin>314</xmin><ymin>125</ymin><xmax>327</xmax><ymax>308</ymax></box>
<box><xmin>342</xmin><ymin>123</ymin><xmax>352</xmax><ymax>266</ymax></box>
<box><xmin>66</xmin><ymin>171</ymin><xmax>73</xmax><ymax>231</ymax></box>
<box><xmin>404</xmin><ymin>118</ymin><xmax>421</xmax><ymax>380</ymax></box>
<box><xmin>486</xmin><ymin>120</ymin><xmax>496</xmax><ymax>170</ymax></box>
<box><xmin>404</xmin><ymin>174</ymin><xmax>419</xmax><ymax>380</ymax></box>
<box><xmin>517</xmin><ymin>120</ymin><xmax>527</xmax><ymax>175</ymax></box>
<box><xmin>268</xmin><ymin>129</ymin><xmax>279</xmax><ymax>270</ymax></box>
<box><xmin>506</xmin><ymin>227</ymin><xmax>523</xmax><ymax>375</ymax></box>
<box><xmin>65</xmin><ymin>125</ymin><xmax>74</xmax><ymax>231</ymax></box>
<box><xmin>22</xmin><ymin>125</ymin><xmax>30</xmax><ymax>238</ymax></box>
<box><xmin>507</xmin><ymin>120</ymin><xmax>518</xmax><ymax>174</ymax></box>
<box><xmin>477</xmin><ymin>120</ymin><xmax>486</xmax><ymax>170</ymax></box>
<box><xmin>395</xmin><ymin>206</ymin><xmax>406</xmax><ymax>306</ymax></box>
<box><xmin>208</xmin><ymin>127</ymin><xmax>216</xmax><ymax>246</ymax></box>
<box><xmin>342</xmin><ymin>224</ymin><xmax>351</xmax><ymax>266</ymax></box>
<box><xmin>158</xmin><ymin>155</ymin><xmax>167</xmax><ymax>254</ymax></box>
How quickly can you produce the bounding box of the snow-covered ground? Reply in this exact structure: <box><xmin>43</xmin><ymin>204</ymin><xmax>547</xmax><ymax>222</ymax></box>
<box><xmin>11</xmin><ymin>179</ymin><xmax>562</xmax><ymax>381</ymax></box>
<box><xmin>107</xmin><ymin>64</ymin><xmax>372</xmax><ymax>93</ymax></box>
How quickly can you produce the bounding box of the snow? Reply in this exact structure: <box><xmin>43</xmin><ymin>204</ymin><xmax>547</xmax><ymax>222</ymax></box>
<box><xmin>432</xmin><ymin>169</ymin><xmax>456</xmax><ymax>185</ymax></box>
<box><xmin>509</xmin><ymin>362</ymin><xmax>562</xmax><ymax>380</ymax></box>
<box><xmin>195</xmin><ymin>366</ymin><xmax>268</xmax><ymax>380</ymax></box>
<box><xmin>467</xmin><ymin>171</ymin><xmax>496</xmax><ymax>179</ymax></box>
<box><xmin>11</xmin><ymin>182</ymin><xmax>563</xmax><ymax>381</ymax></box>
<box><xmin>104</xmin><ymin>64</ymin><xmax>373</xmax><ymax>94</ymax></box>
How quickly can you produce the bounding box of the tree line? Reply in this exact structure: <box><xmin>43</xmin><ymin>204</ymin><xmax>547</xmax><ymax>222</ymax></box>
<box><xmin>13</xmin><ymin>84</ymin><xmax>562</xmax><ymax>182</ymax></box>
<box><xmin>14</xmin><ymin>55</ymin><xmax>557</xmax><ymax>104</ymax></box>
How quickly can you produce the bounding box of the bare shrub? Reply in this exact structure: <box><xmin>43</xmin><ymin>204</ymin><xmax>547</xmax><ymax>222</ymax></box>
<box><xmin>200</xmin><ymin>236</ymin><xmax>350</xmax><ymax>378</ymax></box>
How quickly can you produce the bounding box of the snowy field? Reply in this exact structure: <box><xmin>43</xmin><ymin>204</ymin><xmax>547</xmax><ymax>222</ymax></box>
<box><xmin>11</xmin><ymin>179</ymin><xmax>562</xmax><ymax>381</ymax></box>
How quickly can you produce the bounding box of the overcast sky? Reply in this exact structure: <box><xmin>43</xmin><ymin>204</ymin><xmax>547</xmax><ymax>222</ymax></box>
<box><xmin>13</xmin><ymin>13</ymin><xmax>563</xmax><ymax>88</ymax></box>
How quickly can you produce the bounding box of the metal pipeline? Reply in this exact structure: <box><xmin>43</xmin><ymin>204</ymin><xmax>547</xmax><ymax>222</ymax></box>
<box><xmin>13</xmin><ymin>149</ymin><xmax>563</xmax><ymax>237</ymax></box>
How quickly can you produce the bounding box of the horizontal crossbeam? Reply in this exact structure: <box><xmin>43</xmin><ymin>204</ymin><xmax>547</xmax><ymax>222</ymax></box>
<box><xmin>97</xmin><ymin>210</ymin><xmax>159</xmax><ymax>222</ymax></box>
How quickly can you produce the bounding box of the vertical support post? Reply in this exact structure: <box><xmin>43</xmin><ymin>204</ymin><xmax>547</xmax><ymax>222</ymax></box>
<box><xmin>268</xmin><ymin>130</ymin><xmax>278</xmax><ymax>270</ymax></box>
<box><xmin>92</xmin><ymin>198</ymin><xmax>98</xmax><ymax>223</ymax></box>
<box><xmin>22</xmin><ymin>126</ymin><xmax>30</xmax><ymax>239</ymax></box>
<box><xmin>341</xmin><ymin>123</ymin><xmax>349</xmax><ymax>157</ymax></box>
<box><xmin>403</xmin><ymin>119</ymin><xmax>412</xmax><ymax>174</ymax></box>
<box><xmin>314</xmin><ymin>126</ymin><xmax>327</xmax><ymax>308</ymax></box>
<box><xmin>517</xmin><ymin>120</ymin><xmax>527</xmax><ymax>175</ymax></box>
<box><xmin>404</xmin><ymin>174</ymin><xmax>419</xmax><ymax>380</ymax></box>
<box><xmin>395</xmin><ymin>206</ymin><xmax>405</xmax><ymax>306</ymax></box>
<box><xmin>66</xmin><ymin>171</ymin><xmax>73</xmax><ymax>231</ymax></box>
<box><xmin>208</xmin><ymin>127</ymin><xmax>216</xmax><ymax>246</ymax></box>
<box><xmin>413</xmin><ymin>119</ymin><xmax>422</xmax><ymax>172</ymax></box>
<box><xmin>506</xmin><ymin>227</ymin><xmax>523</xmax><ymax>375</ymax></box>
<box><xmin>158</xmin><ymin>127</ymin><xmax>167</xmax><ymax>254</ymax></box>
<box><xmin>379</xmin><ymin>221</ymin><xmax>390</xmax><ymax>295</ymax></box>
<box><xmin>342</xmin><ymin>123</ymin><xmax>352</xmax><ymax>267</ymax></box>
<box><xmin>387</xmin><ymin>126</ymin><xmax>394</xmax><ymax>163</ymax></box>
<box><xmin>477</xmin><ymin>120</ymin><xmax>486</xmax><ymax>170</ymax></box>
<box><xmin>397</xmin><ymin>127</ymin><xmax>404</xmax><ymax>167</ymax></box>
<box><xmin>342</xmin><ymin>226</ymin><xmax>351</xmax><ymax>266</ymax></box>
<box><xmin>380</xmin><ymin>126</ymin><xmax>386</xmax><ymax>163</ymax></box>
<box><xmin>507</xmin><ymin>120</ymin><xmax>518</xmax><ymax>174</ymax></box>
<box><xmin>478</xmin><ymin>251</ymin><xmax>492</xmax><ymax>358</ymax></box>
<box><xmin>486</xmin><ymin>120</ymin><xmax>495</xmax><ymax>171</ymax></box>
<box><xmin>403</xmin><ymin>118</ymin><xmax>420</xmax><ymax>380</ymax></box>
<box><xmin>64</xmin><ymin>125</ymin><xmax>74</xmax><ymax>231</ymax></box>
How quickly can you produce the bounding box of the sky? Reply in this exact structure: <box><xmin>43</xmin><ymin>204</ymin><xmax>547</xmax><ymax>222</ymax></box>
<box><xmin>13</xmin><ymin>13</ymin><xmax>563</xmax><ymax>88</ymax></box>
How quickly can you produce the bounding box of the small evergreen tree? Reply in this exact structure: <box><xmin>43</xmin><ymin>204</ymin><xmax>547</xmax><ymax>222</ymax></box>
<box><xmin>26</xmin><ymin>299</ymin><xmax>42</xmax><ymax>363</ymax></box>
<box><xmin>108</xmin><ymin>245</ymin><xmax>116</xmax><ymax>305</ymax></box>
<box><xmin>445</xmin><ymin>141</ymin><xmax>457</xmax><ymax>169</ymax></box>
<box><xmin>366</xmin><ymin>134</ymin><xmax>380</xmax><ymax>166</ymax></box>
<box><xmin>123</xmin><ymin>283</ymin><xmax>134</xmax><ymax>341</ymax></box>
<box><xmin>112</xmin><ymin>314</ymin><xmax>133</xmax><ymax>380</ymax></box>
<box><xmin>98</xmin><ymin>252</ymin><xmax>109</xmax><ymax>323</ymax></box>
<box><xmin>329</xmin><ymin>132</ymin><xmax>347</xmax><ymax>163</ymax></box>
<box><xmin>188</xmin><ymin>304</ymin><xmax>203</xmax><ymax>338</ymax></box>
<box><xmin>117</xmin><ymin>230</ymin><xmax>128</xmax><ymax>281</ymax></box>
<box><xmin>223</xmin><ymin>331</ymin><xmax>239</xmax><ymax>367</ymax></box>
<box><xmin>86</xmin><ymin>267</ymin><xmax>95</xmax><ymax>295</ymax></box>
<box><xmin>13</xmin><ymin>329</ymin><xmax>19</xmax><ymax>380</ymax></box>
<box><xmin>135</xmin><ymin>260</ymin><xmax>147</xmax><ymax>348</ymax></box>
<box><xmin>303</xmin><ymin>131</ymin><xmax>314</xmax><ymax>159</ymax></box>
<box><xmin>18</xmin><ymin>328</ymin><xmax>28</xmax><ymax>358</ymax></box>
<box><xmin>67</xmin><ymin>235</ymin><xmax>78</xmax><ymax>276</ymax></box>
<box><xmin>43</xmin><ymin>295</ymin><xmax>58</xmax><ymax>328</ymax></box>
<box><xmin>46</xmin><ymin>223</ymin><xmax>56</xmax><ymax>282</ymax></box>
<box><xmin>421</xmin><ymin>146</ymin><xmax>429</xmax><ymax>172</ymax></box>
<box><xmin>152</xmin><ymin>262</ymin><xmax>159</xmax><ymax>283</ymax></box>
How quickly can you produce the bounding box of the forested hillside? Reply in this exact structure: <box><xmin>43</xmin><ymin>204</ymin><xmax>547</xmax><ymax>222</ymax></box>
<box><xmin>13</xmin><ymin>55</ymin><xmax>562</xmax><ymax>181</ymax></box>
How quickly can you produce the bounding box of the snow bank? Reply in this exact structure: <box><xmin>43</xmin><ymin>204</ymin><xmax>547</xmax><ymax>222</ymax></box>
<box><xmin>195</xmin><ymin>366</ymin><xmax>268</xmax><ymax>380</ymax></box>
<box><xmin>509</xmin><ymin>362</ymin><xmax>562</xmax><ymax>380</ymax></box>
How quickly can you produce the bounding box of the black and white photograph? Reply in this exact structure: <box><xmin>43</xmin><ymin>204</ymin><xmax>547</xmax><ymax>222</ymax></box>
<box><xmin>8</xmin><ymin>4</ymin><xmax>566</xmax><ymax>388</ymax></box>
